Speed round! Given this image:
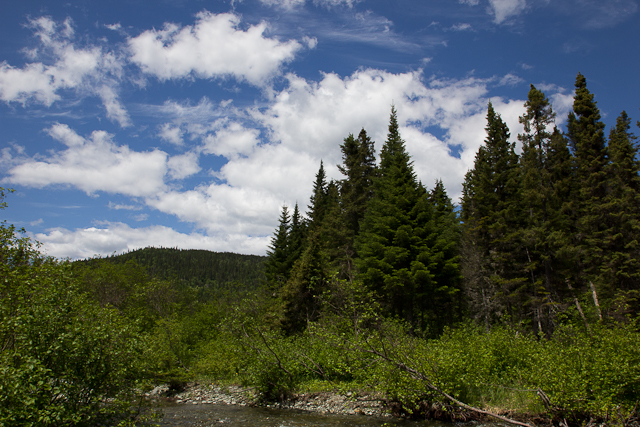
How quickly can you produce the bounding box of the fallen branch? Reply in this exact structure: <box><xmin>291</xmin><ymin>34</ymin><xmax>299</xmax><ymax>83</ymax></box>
<box><xmin>364</xmin><ymin>345</ymin><xmax>535</xmax><ymax>427</ymax></box>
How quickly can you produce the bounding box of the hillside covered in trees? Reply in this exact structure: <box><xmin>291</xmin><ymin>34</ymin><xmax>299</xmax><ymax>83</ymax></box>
<box><xmin>83</xmin><ymin>247</ymin><xmax>266</xmax><ymax>300</ymax></box>
<box><xmin>1</xmin><ymin>72</ymin><xmax>639</xmax><ymax>427</ymax></box>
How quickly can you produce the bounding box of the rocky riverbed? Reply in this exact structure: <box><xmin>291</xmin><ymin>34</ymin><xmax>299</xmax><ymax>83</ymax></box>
<box><xmin>146</xmin><ymin>383</ymin><xmax>390</xmax><ymax>418</ymax></box>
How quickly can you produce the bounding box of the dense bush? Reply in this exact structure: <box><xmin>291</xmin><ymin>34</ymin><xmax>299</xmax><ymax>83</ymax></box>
<box><xmin>0</xmin><ymin>192</ymin><xmax>152</xmax><ymax>426</ymax></box>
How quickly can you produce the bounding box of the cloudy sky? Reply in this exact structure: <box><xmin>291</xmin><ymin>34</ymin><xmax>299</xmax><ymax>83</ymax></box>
<box><xmin>1</xmin><ymin>0</ymin><xmax>638</xmax><ymax>259</ymax></box>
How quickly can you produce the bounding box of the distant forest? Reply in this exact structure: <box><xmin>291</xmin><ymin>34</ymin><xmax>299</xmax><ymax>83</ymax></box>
<box><xmin>82</xmin><ymin>247</ymin><xmax>266</xmax><ymax>299</ymax></box>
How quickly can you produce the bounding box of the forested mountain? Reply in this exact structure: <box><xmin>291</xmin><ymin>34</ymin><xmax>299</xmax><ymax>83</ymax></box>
<box><xmin>84</xmin><ymin>247</ymin><xmax>266</xmax><ymax>295</ymax></box>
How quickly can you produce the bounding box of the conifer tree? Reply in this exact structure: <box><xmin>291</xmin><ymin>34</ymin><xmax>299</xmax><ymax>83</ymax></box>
<box><xmin>307</xmin><ymin>161</ymin><xmax>329</xmax><ymax>232</ymax></box>
<box><xmin>280</xmin><ymin>231</ymin><xmax>326</xmax><ymax>334</ymax></box>
<box><xmin>599</xmin><ymin>111</ymin><xmax>640</xmax><ymax>314</ymax></box>
<box><xmin>356</xmin><ymin>106</ymin><xmax>432</xmax><ymax>328</ymax></box>
<box><xmin>461</xmin><ymin>102</ymin><xmax>522</xmax><ymax>327</ymax></box>
<box><xmin>287</xmin><ymin>203</ymin><xmax>307</xmax><ymax>271</ymax></box>
<box><xmin>566</xmin><ymin>73</ymin><xmax>609</xmax><ymax>299</ymax></box>
<box><xmin>265</xmin><ymin>205</ymin><xmax>291</xmax><ymax>290</ymax></box>
<box><xmin>338</xmin><ymin>128</ymin><xmax>377</xmax><ymax>238</ymax></box>
<box><xmin>424</xmin><ymin>179</ymin><xmax>462</xmax><ymax>333</ymax></box>
<box><xmin>517</xmin><ymin>85</ymin><xmax>557</xmax><ymax>333</ymax></box>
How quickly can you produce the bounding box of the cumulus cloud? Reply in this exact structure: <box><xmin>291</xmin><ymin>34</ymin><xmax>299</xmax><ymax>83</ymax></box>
<box><xmin>128</xmin><ymin>11</ymin><xmax>304</xmax><ymax>86</ymax></box>
<box><xmin>159</xmin><ymin>123</ymin><xmax>185</xmax><ymax>146</ymax></box>
<box><xmin>251</xmin><ymin>69</ymin><xmax>520</xmax><ymax>199</ymax></box>
<box><xmin>35</xmin><ymin>222</ymin><xmax>269</xmax><ymax>260</ymax></box>
<box><xmin>167</xmin><ymin>152</ymin><xmax>201</xmax><ymax>180</ymax></box>
<box><xmin>0</xmin><ymin>17</ymin><xmax>130</xmax><ymax>127</ymax></box>
<box><xmin>202</xmin><ymin>122</ymin><xmax>261</xmax><ymax>159</ymax></box>
<box><xmin>7</xmin><ymin>123</ymin><xmax>168</xmax><ymax>197</ymax></box>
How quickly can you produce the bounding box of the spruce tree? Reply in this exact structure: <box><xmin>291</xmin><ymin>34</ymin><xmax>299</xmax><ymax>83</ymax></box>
<box><xmin>461</xmin><ymin>102</ymin><xmax>522</xmax><ymax>327</ymax></box>
<box><xmin>307</xmin><ymin>161</ymin><xmax>329</xmax><ymax>232</ymax></box>
<box><xmin>355</xmin><ymin>106</ymin><xmax>432</xmax><ymax>328</ymax></box>
<box><xmin>599</xmin><ymin>111</ymin><xmax>640</xmax><ymax>315</ymax></box>
<box><xmin>517</xmin><ymin>85</ymin><xmax>557</xmax><ymax>333</ymax></box>
<box><xmin>265</xmin><ymin>205</ymin><xmax>291</xmax><ymax>290</ymax></box>
<box><xmin>424</xmin><ymin>179</ymin><xmax>462</xmax><ymax>333</ymax></box>
<box><xmin>338</xmin><ymin>128</ymin><xmax>377</xmax><ymax>238</ymax></box>
<box><xmin>566</xmin><ymin>73</ymin><xmax>609</xmax><ymax>302</ymax></box>
<box><xmin>280</xmin><ymin>230</ymin><xmax>326</xmax><ymax>334</ymax></box>
<box><xmin>287</xmin><ymin>203</ymin><xmax>307</xmax><ymax>271</ymax></box>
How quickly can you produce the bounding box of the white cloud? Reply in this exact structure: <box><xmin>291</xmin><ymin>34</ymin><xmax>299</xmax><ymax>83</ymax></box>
<box><xmin>146</xmin><ymin>184</ymin><xmax>280</xmax><ymax>237</ymax></box>
<box><xmin>499</xmin><ymin>73</ymin><xmax>524</xmax><ymax>86</ymax></box>
<box><xmin>34</xmin><ymin>222</ymin><xmax>268</xmax><ymax>260</ymax></box>
<box><xmin>7</xmin><ymin>123</ymin><xmax>168</xmax><ymax>197</ymax></box>
<box><xmin>259</xmin><ymin>0</ymin><xmax>305</xmax><ymax>8</ymax></box>
<box><xmin>0</xmin><ymin>17</ymin><xmax>130</xmax><ymax>127</ymax></box>
<box><xmin>167</xmin><ymin>152</ymin><xmax>201</xmax><ymax>180</ymax></box>
<box><xmin>159</xmin><ymin>123</ymin><xmax>185</xmax><ymax>146</ymax></box>
<box><xmin>488</xmin><ymin>0</ymin><xmax>527</xmax><ymax>24</ymax></box>
<box><xmin>450</xmin><ymin>23</ymin><xmax>473</xmax><ymax>31</ymax></box>
<box><xmin>202</xmin><ymin>122</ymin><xmax>261</xmax><ymax>159</ymax></box>
<box><xmin>108</xmin><ymin>201</ymin><xmax>142</xmax><ymax>210</ymax></box>
<box><xmin>313</xmin><ymin>0</ymin><xmax>363</xmax><ymax>7</ymax></box>
<box><xmin>97</xmin><ymin>85</ymin><xmax>131</xmax><ymax>127</ymax></box>
<box><xmin>128</xmin><ymin>11</ymin><xmax>304</xmax><ymax>86</ymax></box>
<box><xmin>459</xmin><ymin>0</ymin><xmax>480</xmax><ymax>5</ymax></box>
<box><xmin>249</xmin><ymin>69</ymin><xmax>529</xmax><ymax>201</ymax></box>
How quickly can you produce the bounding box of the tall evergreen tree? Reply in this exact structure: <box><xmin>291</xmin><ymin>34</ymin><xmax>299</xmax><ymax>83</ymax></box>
<box><xmin>355</xmin><ymin>106</ymin><xmax>433</xmax><ymax>328</ymax></box>
<box><xmin>599</xmin><ymin>111</ymin><xmax>640</xmax><ymax>315</ymax></box>
<box><xmin>287</xmin><ymin>203</ymin><xmax>307</xmax><ymax>271</ymax></box>
<box><xmin>461</xmin><ymin>102</ymin><xmax>522</xmax><ymax>328</ymax></box>
<box><xmin>424</xmin><ymin>179</ymin><xmax>462</xmax><ymax>333</ymax></box>
<box><xmin>280</xmin><ymin>230</ymin><xmax>326</xmax><ymax>334</ymax></box>
<box><xmin>566</xmin><ymin>73</ymin><xmax>609</xmax><ymax>301</ymax></box>
<box><xmin>265</xmin><ymin>205</ymin><xmax>291</xmax><ymax>290</ymax></box>
<box><xmin>517</xmin><ymin>85</ymin><xmax>558</xmax><ymax>333</ymax></box>
<box><xmin>338</xmin><ymin>128</ymin><xmax>377</xmax><ymax>238</ymax></box>
<box><xmin>307</xmin><ymin>161</ymin><xmax>329</xmax><ymax>232</ymax></box>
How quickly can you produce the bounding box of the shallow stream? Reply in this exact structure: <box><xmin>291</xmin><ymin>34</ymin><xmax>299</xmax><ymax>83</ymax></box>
<box><xmin>157</xmin><ymin>403</ymin><xmax>448</xmax><ymax>427</ymax></box>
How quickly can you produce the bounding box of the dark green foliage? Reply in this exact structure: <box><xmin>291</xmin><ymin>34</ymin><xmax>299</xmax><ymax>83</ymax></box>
<box><xmin>265</xmin><ymin>205</ymin><xmax>292</xmax><ymax>290</ymax></box>
<box><xmin>99</xmin><ymin>246</ymin><xmax>266</xmax><ymax>300</ymax></box>
<box><xmin>461</xmin><ymin>102</ymin><xmax>522</xmax><ymax>328</ymax></box>
<box><xmin>567</xmin><ymin>73</ymin><xmax>609</xmax><ymax>292</ymax></box>
<box><xmin>280</xmin><ymin>231</ymin><xmax>326</xmax><ymax>334</ymax></box>
<box><xmin>287</xmin><ymin>203</ymin><xmax>307</xmax><ymax>271</ymax></box>
<box><xmin>424</xmin><ymin>180</ymin><xmax>462</xmax><ymax>333</ymax></box>
<box><xmin>355</xmin><ymin>107</ymin><xmax>456</xmax><ymax>333</ymax></box>
<box><xmin>599</xmin><ymin>111</ymin><xmax>640</xmax><ymax>315</ymax></box>
<box><xmin>338</xmin><ymin>128</ymin><xmax>377</xmax><ymax>239</ymax></box>
<box><xmin>306</xmin><ymin>160</ymin><xmax>329</xmax><ymax>232</ymax></box>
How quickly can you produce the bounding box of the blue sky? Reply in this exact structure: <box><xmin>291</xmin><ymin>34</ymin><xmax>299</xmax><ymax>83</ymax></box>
<box><xmin>1</xmin><ymin>0</ymin><xmax>638</xmax><ymax>259</ymax></box>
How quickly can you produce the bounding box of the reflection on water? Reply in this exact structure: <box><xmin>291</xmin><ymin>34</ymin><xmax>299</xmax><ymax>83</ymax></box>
<box><xmin>157</xmin><ymin>403</ymin><xmax>445</xmax><ymax>427</ymax></box>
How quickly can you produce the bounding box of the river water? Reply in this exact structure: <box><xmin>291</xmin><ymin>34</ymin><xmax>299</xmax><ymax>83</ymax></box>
<box><xmin>157</xmin><ymin>403</ymin><xmax>449</xmax><ymax>427</ymax></box>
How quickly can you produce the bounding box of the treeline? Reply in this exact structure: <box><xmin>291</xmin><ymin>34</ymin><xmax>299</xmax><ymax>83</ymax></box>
<box><xmin>264</xmin><ymin>107</ymin><xmax>461</xmax><ymax>336</ymax></box>
<box><xmin>83</xmin><ymin>247</ymin><xmax>266</xmax><ymax>301</ymax></box>
<box><xmin>461</xmin><ymin>74</ymin><xmax>640</xmax><ymax>334</ymax></box>
<box><xmin>264</xmin><ymin>72</ymin><xmax>640</xmax><ymax>337</ymax></box>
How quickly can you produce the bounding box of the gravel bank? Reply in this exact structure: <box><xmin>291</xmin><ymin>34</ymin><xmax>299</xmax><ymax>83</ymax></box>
<box><xmin>146</xmin><ymin>383</ymin><xmax>390</xmax><ymax>418</ymax></box>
